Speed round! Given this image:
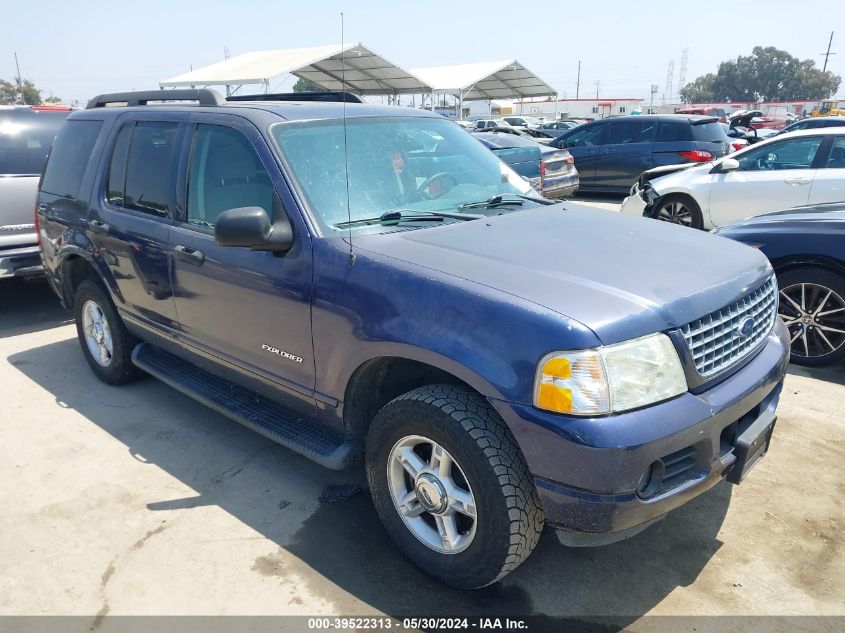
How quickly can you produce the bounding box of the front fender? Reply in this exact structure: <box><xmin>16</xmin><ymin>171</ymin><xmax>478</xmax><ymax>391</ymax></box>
<box><xmin>311</xmin><ymin>238</ymin><xmax>601</xmax><ymax>417</ymax></box>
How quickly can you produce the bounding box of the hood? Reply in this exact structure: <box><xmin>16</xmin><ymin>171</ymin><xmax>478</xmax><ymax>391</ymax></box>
<box><xmin>353</xmin><ymin>204</ymin><xmax>773</xmax><ymax>345</ymax></box>
<box><xmin>649</xmin><ymin>161</ymin><xmax>714</xmax><ymax>192</ymax></box>
<box><xmin>636</xmin><ymin>162</ymin><xmax>700</xmax><ymax>188</ymax></box>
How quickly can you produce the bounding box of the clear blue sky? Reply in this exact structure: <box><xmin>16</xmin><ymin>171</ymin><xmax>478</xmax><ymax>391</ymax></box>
<box><xmin>3</xmin><ymin>0</ymin><xmax>841</xmax><ymax>104</ymax></box>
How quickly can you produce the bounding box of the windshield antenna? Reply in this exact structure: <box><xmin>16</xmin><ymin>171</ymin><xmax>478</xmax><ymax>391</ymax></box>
<box><xmin>341</xmin><ymin>12</ymin><xmax>355</xmax><ymax>266</ymax></box>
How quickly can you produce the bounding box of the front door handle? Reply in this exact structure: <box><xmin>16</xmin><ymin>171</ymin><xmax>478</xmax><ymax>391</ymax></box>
<box><xmin>173</xmin><ymin>244</ymin><xmax>205</xmax><ymax>266</ymax></box>
<box><xmin>89</xmin><ymin>220</ymin><xmax>110</xmax><ymax>235</ymax></box>
<box><xmin>784</xmin><ymin>178</ymin><xmax>811</xmax><ymax>185</ymax></box>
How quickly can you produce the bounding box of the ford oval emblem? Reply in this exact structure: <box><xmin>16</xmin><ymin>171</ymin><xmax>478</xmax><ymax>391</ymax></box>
<box><xmin>737</xmin><ymin>317</ymin><xmax>755</xmax><ymax>338</ymax></box>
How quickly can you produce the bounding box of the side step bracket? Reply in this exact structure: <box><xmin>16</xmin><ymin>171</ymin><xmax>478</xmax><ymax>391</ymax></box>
<box><xmin>131</xmin><ymin>343</ymin><xmax>359</xmax><ymax>470</ymax></box>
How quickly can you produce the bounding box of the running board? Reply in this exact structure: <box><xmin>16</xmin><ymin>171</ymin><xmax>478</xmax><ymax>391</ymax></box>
<box><xmin>131</xmin><ymin>343</ymin><xmax>359</xmax><ymax>470</ymax></box>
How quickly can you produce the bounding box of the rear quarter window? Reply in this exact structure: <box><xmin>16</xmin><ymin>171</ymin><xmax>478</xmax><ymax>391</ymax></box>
<box><xmin>657</xmin><ymin>121</ymin><xmax>693</xmax><ymax>142</ymax></box>
<box><xmin>40</xmin><ymin>119</ymin><xmax>103</xmax><ymax>199</ymax></box>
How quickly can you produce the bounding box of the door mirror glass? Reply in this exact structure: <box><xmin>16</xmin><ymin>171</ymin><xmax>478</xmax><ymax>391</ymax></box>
<box><xmin>214</xmin><ymin>206</ymin><xmax>292</xmax><ymax>252</ymax></box>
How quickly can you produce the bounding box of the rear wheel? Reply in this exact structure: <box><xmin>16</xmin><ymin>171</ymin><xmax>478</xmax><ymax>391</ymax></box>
<box><xmin>74</xmin><ymin>278</ymin><xmax>142</xmax><ymax>384</ymax></box>
<box><xmin>654</xmin><ymin>194</ymin><xmax>704</xmax><ymax>230</ymax></box>
<box><xmin>366</xmin><ymin>384</ymin><xmax>544</xmax><ymax>589</ymax></box>
<box><xmin>777</xmin><ymin>267</ymin><xmax>845</xmax><ymax>366</ymax></box>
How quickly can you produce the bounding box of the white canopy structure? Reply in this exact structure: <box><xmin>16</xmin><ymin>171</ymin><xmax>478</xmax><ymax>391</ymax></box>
<box><xmin>160</xmin><ymin>43</ymin><xmax>431</xmax><ymax>96</ymax></box>
<box><xmin>409</xmin><ymin>60</ymin><xmax>556</xmax><ymax>101</ymax></box>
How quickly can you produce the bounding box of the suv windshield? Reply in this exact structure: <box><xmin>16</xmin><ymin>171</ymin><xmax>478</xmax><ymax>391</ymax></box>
<box><xmin>0</xmin><ymin>109</ymin><xmax>69</xmax><ymax>175</ymax></box>
<box><xmin>270</xmin><ymin>116</ymin><xmax>537</xmax><ymax>233</ymax></box>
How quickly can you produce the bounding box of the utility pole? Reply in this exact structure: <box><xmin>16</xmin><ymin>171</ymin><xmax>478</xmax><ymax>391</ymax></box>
<box><xmin>575</xmin><ymin>60</ymin><xmax>581</xmax><ymax>99</ymax></box>
<box><xmin>595</xmin><ymin>80</ymin><xmax>600</xmax><ymax>99</ymax></box>
<box><xmin>13</xmin><ymin>52</ymin><xmax>23</xmax><ymax>104</ymax></box>
<box><xmin>821</xmin><ymin>31</ymin><xmax>836</xmax><ymax>72</ymax></box>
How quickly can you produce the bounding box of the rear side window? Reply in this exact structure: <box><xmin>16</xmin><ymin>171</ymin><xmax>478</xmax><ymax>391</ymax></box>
<box><xmin>691</xmin><ymin>122</ymin><xmax>727</xmax><ymax>142</ymax></box>
<box><xmin>657</xmin><ymin>121</ymin><xmax>693</xmax><ymax>142</ymax></box>
<box><xmin>40</xmin><ymin>120</ymin><xmax>103</xmax><ymax>198</ymax></box>
<box><xmin>107</xmin><ymin>121</ymin><xmax>181</xmax><ymax>216</ymax></box>
<box><xmin>824</xmin><ymin>137</ymin><xmax>845</xmax><ymax>169</ymax></box>
<box><xmin>606</xmin><ymin>121</ymin><xmax>655</xmax><ymax>144</ymax></box>
<box><xmin>1</xmin><ymin>110</ymin><xmax>69</xmax><ymax>176</ymax></box>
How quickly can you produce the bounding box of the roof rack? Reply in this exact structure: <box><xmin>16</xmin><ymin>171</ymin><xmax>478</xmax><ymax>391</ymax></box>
<box><xmin>86</xmin><ymin>89</ymin><xmax>225</xmax><ymax>109</ymax></box>
<box><xmin>225</xmin><ymin>91</ymin><xmax>363</xmax><ymax>104</ymax></box>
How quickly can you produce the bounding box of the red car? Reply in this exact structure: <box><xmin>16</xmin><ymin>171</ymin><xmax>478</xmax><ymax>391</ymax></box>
<box><xmin>675</xmin><ymin>107</ymin><xmax>727</xmax><ymax>123</ymax></box>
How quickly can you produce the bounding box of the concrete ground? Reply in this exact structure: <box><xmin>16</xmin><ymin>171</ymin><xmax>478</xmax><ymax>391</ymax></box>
<box><xmin>1</xmin><ymin>212</ymin><xmax>843</xmax><ymax>626</ymax></box>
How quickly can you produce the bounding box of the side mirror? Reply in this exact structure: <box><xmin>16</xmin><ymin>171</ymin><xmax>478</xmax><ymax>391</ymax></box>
<box><xmin>715</xmin><ymin>158</ymin><xmax>740</xmax><ymax>173</ymax></box>
<box><xmin>214</xmin><ymin>206</ymin><xmax>293</xmax><ymax>253</ymax></box>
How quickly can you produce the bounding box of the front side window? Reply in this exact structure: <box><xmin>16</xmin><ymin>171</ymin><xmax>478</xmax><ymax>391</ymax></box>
<box><xmin>107</xmin><ymin>121</ymin><xmax>181</xmax><ymax>215</ymax></box>
<box><xmin>270</xmin><ymin>116</ymin><xmax>534</xmax><ymax>234</ymax></box>
<box><xmin>736</xmin><ymin>137</ymin><xmax>823</xmax><ymax>171</ymax></box>
<box><xmin>186</xmin><ymin>125</ymin><xmax>272</xmax><ymax>228</ymax></box>
<box><xmin>562</xmin><ymin>123</ymin><xmax>606</xmax><ymax>148</ymax></box>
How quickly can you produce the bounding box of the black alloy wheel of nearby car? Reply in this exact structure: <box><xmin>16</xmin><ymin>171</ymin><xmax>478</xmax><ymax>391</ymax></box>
<box><xmin>777</xmin><ymin>267</ymin><xmax>845</xmax><ymax>367</ymax></box>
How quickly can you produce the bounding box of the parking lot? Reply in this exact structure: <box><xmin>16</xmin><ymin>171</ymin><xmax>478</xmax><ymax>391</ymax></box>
<box><xmin>1</xmin><ymin>195</ymin><xmax>843</xmax><ymax>629</ymax></box>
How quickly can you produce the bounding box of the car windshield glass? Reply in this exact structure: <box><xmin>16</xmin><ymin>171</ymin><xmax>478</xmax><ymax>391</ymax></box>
<box><xmin>270</xmin><ymin>116</ymin><xmax>537</xmax><ymax>234</ymax></box>
<box><xmin>0</xmin><ymin>110</ymin><xmax>68</xmax><ymax>175</ymax></box>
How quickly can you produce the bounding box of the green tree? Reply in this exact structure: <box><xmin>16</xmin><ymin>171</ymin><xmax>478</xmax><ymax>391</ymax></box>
<box><xmin>681</xmin><ymin>46</ymin><xmax>840</xmax><ymax>102</ymax></box>
<box><xmin>0</xmin><ymin>77</ymin><xmax>44</xmax><ymax>105</ymax></box>
<box><xmin>679</xmin><ymin>73</ymin><xmax>716</xmax><ymax>102</ymax></box>
<box><xmin>293</xmin><ymin>77</ymin><xmax>327</xmax><ymax>93</ymax></box>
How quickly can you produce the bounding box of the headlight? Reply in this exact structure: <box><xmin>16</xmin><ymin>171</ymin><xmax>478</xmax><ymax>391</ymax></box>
<box><xmin>534</xmin><ymin>333</ymin><xmax>687</xmax><ymax>416</ymax></box>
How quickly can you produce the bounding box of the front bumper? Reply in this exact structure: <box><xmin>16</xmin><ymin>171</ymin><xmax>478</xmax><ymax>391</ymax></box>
<box><xmin>489</xmin><ymin>320</ymin><xmax>790</xmax><ymax>542</ymax></box>
<box><xmin>620</xmin><ymin>186</ymin><xmax>649</xmax><ymax>218</ymax></box>
<box><xmin>0</xmin><ymin>244</ymin><xmax>42</xmax><ymax>279</ymax></box>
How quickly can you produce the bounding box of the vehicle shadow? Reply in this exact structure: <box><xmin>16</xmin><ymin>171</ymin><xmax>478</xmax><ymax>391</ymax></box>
<box><xmin>8</xmin><ymin>338</ymin><xmax>732</xmax><ymax>628</ymax></box>
<box><xmin>0</xmin><ymin>278</ymin><xmax>71</xmax><ymax>336</ymax></box>
<box><xmin>787</xmin><ymin>363</ymin><xmax>845</xmax><ymax>386</ymax></box>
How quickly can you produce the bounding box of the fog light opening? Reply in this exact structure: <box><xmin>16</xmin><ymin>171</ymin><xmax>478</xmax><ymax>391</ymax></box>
<box><xmin>637</xmin><ymin>460</ymin><xmax>665</xmax><ymax>498</ymax></box>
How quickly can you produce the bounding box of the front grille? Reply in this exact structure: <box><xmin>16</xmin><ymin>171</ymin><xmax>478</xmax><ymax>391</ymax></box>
<box><xmin>681</xmin><ymin>277</ymin><xmax>778</xmax><ymax>378</ymax></box>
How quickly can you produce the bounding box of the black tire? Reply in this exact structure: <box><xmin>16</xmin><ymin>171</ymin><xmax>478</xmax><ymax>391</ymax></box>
<box><xmin>73</xmin><ymin>278</ymin><xmax>142</xmax><ymax>384</ymax></box>
<box><xmin>777</xmin><ymin>267</ymin><xmax>845</xmax><ymax>367</ymax></box>
<box><xmin>653</xmin><ymin>194</ymin><xmax>704</xmax><ymax>230</ymax></box>
<box><xmin>366</xmin><ymin>384</ymin><xmax>544</xmax><ymax>589</ymax></box>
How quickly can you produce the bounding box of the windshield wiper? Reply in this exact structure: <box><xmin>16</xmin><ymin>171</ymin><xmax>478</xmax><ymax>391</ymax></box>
<box><xmin>334</xmin><ymin>209</ymin><xmax>482</xmax><ymax>229</ymax></box>
<box><xmin>457</xmin><ymin>193</ymin><xmax>554</xmax><ymax>210</ymax></box>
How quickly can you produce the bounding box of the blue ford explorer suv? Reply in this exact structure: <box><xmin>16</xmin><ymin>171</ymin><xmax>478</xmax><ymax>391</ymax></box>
<box><xmin>37</xmin><ymin>89</ymin><xmax>789</xmax><ymax>589</ymax></box>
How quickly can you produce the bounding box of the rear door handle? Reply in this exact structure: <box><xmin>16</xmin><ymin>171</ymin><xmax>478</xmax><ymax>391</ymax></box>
<box><xmin>89</xmin><ymin>220</ymin><xmax>110</xmax><ymax>235</ymax></box>
<box><xmin>173</xmin><ymin>244</ymin><xmax>205</xmax><ymax>266</ymax></box>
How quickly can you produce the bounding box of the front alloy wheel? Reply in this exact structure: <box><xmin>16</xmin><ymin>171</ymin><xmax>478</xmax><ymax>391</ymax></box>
<box><xmin>366</xmin><ymin>384</ymin><xmax>544</xmax><ymax>589</ymax></box>
<box><xmin>654</xmin><ymin>194</ymin><xmax>703</xmax><ymax>229</ymax></box>
<box><xmin>388</xmin><ymin>435</ymin><xmax>478</xmax><ymax>554</ymax></box>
